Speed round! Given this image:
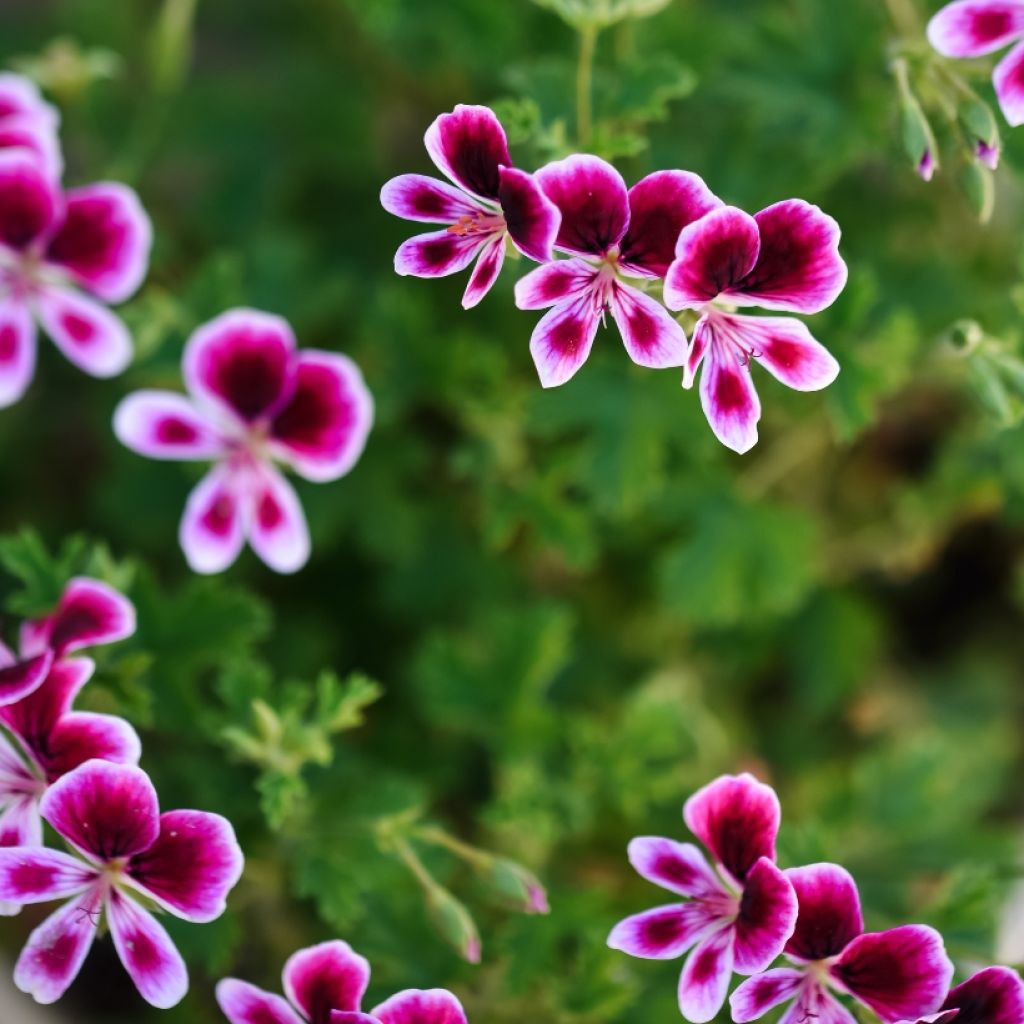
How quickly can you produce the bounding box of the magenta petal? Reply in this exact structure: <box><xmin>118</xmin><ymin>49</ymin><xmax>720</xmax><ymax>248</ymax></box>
<box><xmin>45</xmin><ymin>183</ymin><xmax>152</xmax><ymax>303</ymax></box>
<box><xmin>514</xmin><ymin>258</ymin><xmax>595</xmax><ymax>310</ymax></box>
<box><xmin>780</xmin><ymin>983</ymin><xmax>858</xmax><ymax>1024</ymax></box>
<box><xmin>114</xmin><ymin>390</ymin><xmax>226</xmax><ymax>461</ymax></box>
<box><xmin>626</xmin><ymin>837</ymin><xmax>724</xmax><ymax>898</ymax></box>
<box><xmin>217</xmin><ymin>979</ymin><xmax>306</xmax><ymax>1024</ymax></box>
<box><xmin>0</xmin><ymin>847</ymin><xmax>97</xmax><ymax>904</ymax></box>
<box><xmin>733</xmin><ymin>857</ymin><xmax>798</xmax><ymax>974</ymax></box>
<box><xmin>730</xmin><ymin>968</ymin><xmax>806</xmax><ymax>1023</ymax></box>
<box><xmin>43</xmin><ymin>712</ymin><xmax>142</xmax><ymax>780</ymax></box>
<box><xmin>0</xmin><ymin>74</ymin><xmax>58</xmax><ymax>128</ymax></box>
<box><xmin>372</xmin><ymin>989</ymin><xmax>468</xmax><ymax>1024</ymax></box>
<box><xmin>927</xmin><ymin>1</ymin><xmax>1024</xmax><ymax>57</ymax></box>
<box><xmin>610</xmin><ymin>281</ymin><xmax>688</xmax><ymax>369</ymax></box>
<box><xmin>498</xmin><ymin>165</ymin><xmax>560</xmax><ymax>263</ymax></box>
<box><xmin>36</xmin><ymin>287</ymin><xmax>132</xmax><ymax>378</ymax></box>
<box><xmin>683</xmin><ymin>314</ymin><xmax>712</xmax><ymax>389</ymax></box>
<box><xmin>107</xmin><ymin>889</ymin><xmax>188</xmax><ymax>1009</ymax></box>
<box><xmin>331</xmin><ymin>1015</ymin><xmax>380</xmax><ymax>1024</ymax></box>
<box><xmin>13</xmin><ymin>886</ymin><xmax>102</xmax><ymax>1004</ymax></box>
<box><xmin>0</xmin><ymin>656</ymin><xmax>94</xmax><ymax>750</ymax></box>
<box><xmin>730</xmin><ymin>315</ymin><xmax>840</xmax><ymax>391</ymax></box>
<box><xmin>41</xmin><ymin>759</ymin><xmax>160</xmax><ymax>862</ymax></box>
<box><xmin>462</xmin><ymin>233</ymin><xmax>506</xmax><ymax>309</ymax></box>
<box><xmin>620</xmin><ymin>170</ymin><xmax>723</xmax><ymax>277</ymax></box>
<box><xmin>179</xmin><ymin>467</ymin><xmax>246</xmax><ymax>575</ymax></box>
<box><xmin>0</xmin><ymin>149</ymin><xmax>61</xmax><ymax>251</ymax></box>
<box><xmin>832</xmin><ymin>925</ymin><xmax>953</xmax><ymax>1022</ymax></box>
<box><xmin>698</xmin><ymin>341</ymin><xmax>762</xmax><ymax>454</ymax></box>
<box><xmin>994</xmin><ymin>39</ymin><xmax>1024</xmax><ymax>125</ymax></box>
<box><xmin>380</xmin><ymin>174</ymin><xmax>482</xmax><ymax>223</ymax></box>
<box><xmin>127</xmin><ymin>809</ymin><xmax>243</xmax><ymax>922</ymax></box>
<box><xmin>536</xmin><ymin>154</ymin><xmax>630</xmax><ymax>257</ymax></box>
<box><xmin>0</xmin><ymin>651</ymin><xmax>52</xmax><ymax>707</ymax></box>
<box><xmin>26</xmin><ymin>577</ymin><xmax>136</xmax><ymax>657</ymax></box>
<box><xmin>678</xmin><ymin>926</ymin><xmax>735</xmax><ymax>1024</ymax></box>
<box><xmin>0</xmin><ymin>115</ymin><xmax>62</xmax><ymax>181</ymax></box>
<box><xmin>607</xmin><ymin>902</ymin><xmax>721</xmax><ymax>960</ymax></box>
<box><xmin>247</xmin><ymin>467</ymin><xmax>311</xmax><ymax>575</ymax></box>
<box><xmin>785</xmin><ymin>863</ymin><xmax>864</xmax><ymax>962</ymax></box>
<box><xmin>394</xmin><ymin>228</ymin><xmax>485</xmax><ymax>279</ymax></box>
<box><xmin>0</xmin><ymin>797</ymin><xmax>43</xmax><ymax>850</ymax></box>
<box><xmin>528</xmin><ymin>293</ymin><xmax>601</xmax><ymax>388</ymax></box>
<box><xmin>184</xmin><ymin>308</ymin><xmax>297</xmax><ymax>423</ymax></box>
<box><xmin>0</xmin><ymin>295</ymin><xmax>36</xmax><ymax>408</ymax></box>
<box><xmin>283</xmin><ymin>940</ymin><xmax>371</xmax><ymax>1023</ymax></box>
<box><xmin>424</xmin><ymin>104</ymin><xmax>511</xmax><ymax>200</ymax></box>
<box><xmin>684</xmin><ymin>775</ymin><xmax>780</xmax><ymax>886</ymax></box>
<box><xmin>664</xmin><ymin>206</ymin><xmax>761</xmax><ymax>310</ymax></box>
<box><xmin>943</xmin><ymin>966</ymin><xmax>1024</xmax><ymax>1024</ymax></box>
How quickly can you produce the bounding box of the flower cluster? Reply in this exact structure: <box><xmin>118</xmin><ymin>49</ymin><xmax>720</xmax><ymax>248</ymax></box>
<box><xmin>382</xmin><ymin>105</ymin><xmax>847</xmax><ymax>453</ymax></box>
<box><xmin>0</xmin><ymin>576</ymin><xmax>244</xmax><ymax>1008</ymax></box>
<box><xmin>0</xmin><ymin>72</ymin><xmax>151</xmax><ymax>407</ymax></box>
<box><xmin>608</xmin><ymin>773</ymin><xmax>1024</xmax><ymax>1024</ymax></box>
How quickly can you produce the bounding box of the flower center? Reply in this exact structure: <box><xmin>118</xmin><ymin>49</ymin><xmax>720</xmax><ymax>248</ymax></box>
<box><xmin>447</xmin><ymin>211</ymin><xmax>505</xmax><ymax>237</ymax></box>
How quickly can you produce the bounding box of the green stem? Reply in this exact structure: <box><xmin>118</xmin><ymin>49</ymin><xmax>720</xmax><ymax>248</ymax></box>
<box><xmin>415</xmin><ymin>824</ymin><xmax>490</xmax><ymax>867</ymax></box>
<box><xmin>576</xmin><ymin>21</ymin><xmax>598</xmax><ymax>148</ymax></box>
<box><xmin>392</xmin><ymin>835</ymin><xmax>440</xmax><ymax>894</ymax></box>
<box><xmin>883</xmin><ymin>0</ymin><xmax>921</xmax><ymax>38</ymax></box>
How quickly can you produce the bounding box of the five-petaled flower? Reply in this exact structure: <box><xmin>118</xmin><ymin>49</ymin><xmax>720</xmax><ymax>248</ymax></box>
<box><xmin>114</xmin><ymin>307</ymin><xmax>374</xmax><ymax>575</ymax></box>
<box><xmin>929</xmin><ymin>2</ymin><xmax>1024</xmax><ymax>126</ymax></box>
<box><xmin>0</xmin><ymin>758</ymin><xmax>243</xmax><ymax>1008</ymax></box>
<box><xmin>216</xmin><ymin>938</ymin><xmax>469</xmax><ymax>1024</ymax></box>
<box><xmin>381</xmin><ymin>104</ymin><xmax>560</xmax><ymax>309</ymax></box>
<box><xmin>663</xmin><ymin>201</ymin><xmax>847</xmax><ymax>453</ymax></box>
<box><xmin>514</xmin><ymin>155</ymin><xmax>721</xmax><ymax>387</ymax></box>
<box><xmin>730</xmin><ymin>862</ymin><xmax>953</xmax><ymax>1024</ymax></box>
<box><xmin>607</xmin><ymin>773</ymin><xmax>799</xmax><ymax>1023</ymax></box>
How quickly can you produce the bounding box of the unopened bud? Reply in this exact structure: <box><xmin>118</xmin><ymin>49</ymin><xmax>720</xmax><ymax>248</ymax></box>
<box><xmin>478</xmin><ymin>857</ymin><xmax>550</xmax><ymax>915</ymax></box>
<box><xmin>897</xmin><ymin>70</ymin><xmax>939</xmax><ymax>182</ymax></box>
<box><xmin>425</xmin><ymin>886</ymin><xmax>482</xmax><ymax>964</ymax></box>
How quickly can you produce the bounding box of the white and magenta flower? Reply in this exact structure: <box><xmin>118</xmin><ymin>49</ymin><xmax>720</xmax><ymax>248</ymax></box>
<box><xmin>0</xmin><ymin>758</ymin><xmax>243</xmax><ymax>1008</ymax></box>
<box><xmin>114</xmin><ymin>308</ymin><xmax>374</xmax><ymax>575</ymax></box>
<box><xmin>730</xmin><ymin>863</ymin><xmax>954</xmax><ymax>1024</ymax></box>
<box><xmin>928</xmin><ymin>2</ymin><xmax>1024</xmax><ymax>126</ymax></box>
<box><xmin>663</xmin><ymin>201</ymin><xmax>846</xmax><ymax>453</ymax></box>
<box><xmin>514</xmin><ymin>156</ymin><xmax>721</xmax><ymax>387</ymax></box>
<box><xmin>216</xmin><ymin>938</ymin><xmax>468</xmax><ymax>1024</ymax></box>
<box><xmin>607</xmin><ymin>773</ymin><xmax>798</xmax><ymax>1023</ymax></box>
<box><xmin>0</xmin><ymin>148</ymin><xmax>151</xmax><ymax>408</ymax></box>
<box><xmin>381</xmin><ymin>104</ymin><xmax>560</xmax><ymax>309</ymax></box>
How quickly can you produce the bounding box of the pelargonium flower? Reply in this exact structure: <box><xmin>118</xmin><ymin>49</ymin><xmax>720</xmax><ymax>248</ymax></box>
<box><xmin>381</xmin><ymin>104</ymin><xmax>559</xmax><ymax>308</ymax></box>
<box><xmin>0</xmin><ymin>149</ymin><xmax>151</xmax><ymax>408</ymax></box>
<box><xmin>0</xmin><ymin>758</ymin><xmax>244</xmax><ymax>1008</ymax></box>
<box><xmin>928</xmin><ymin>2</ymin><xmax>1024</xmax><ymax>126</ymax></box>
<box><xmin>730</xmin><ymin>863</ymin><xmax>954</xmax><ymax>1024</ymax></box>
<box><xmin>663</xmin><ymin>201</ymin><xmax>847</xmax><ymax>453</ymax></box>
<box><xmin>515</xmin><ymin>156</ymin><xmax>721</xmax><ymax>387</ymax></box>
<box><xmin>607</xmin><ymin>773</ymin><xmax>798</xmax><ymax>1023</ymax></box>
<box><xmin>114</xmin><ymin>308</ymin><xmax>374</xmax><ymax>575</ymax></box>
<box><xmin>216</xmin><ymin>938</ymin><xmax>468</xmax><ymax>1024</ymax></box>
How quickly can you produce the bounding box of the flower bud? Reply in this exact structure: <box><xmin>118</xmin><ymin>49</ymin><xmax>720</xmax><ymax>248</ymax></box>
<box><xmin>959</xmin><ymin>95</ymin><xmax>1001</xmax><ymax>169</ymax></box>
<box><xmin>897</xmin><ymin>72</ymin><xmax>938</xmax><ymax>182</ymax></box>
<box><xmin>477</xmin><ymin>857</ymin><xmax>550</xmax><ymax>915</ymax></box>
<box><xmin>425</xmin><ymin>885</ymin><xmax>482</xmax><ymax>964</ymax></box>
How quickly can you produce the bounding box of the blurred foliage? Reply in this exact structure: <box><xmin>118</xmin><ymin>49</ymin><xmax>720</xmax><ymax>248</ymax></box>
<box><xmin>0</xmin><ymin>0</ymin><xmax>1023</xmax><ymax>1022</ymax></box>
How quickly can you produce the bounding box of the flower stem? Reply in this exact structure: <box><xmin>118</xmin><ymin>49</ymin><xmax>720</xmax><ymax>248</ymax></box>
<box><xmin>576</xmin><ymin>21</ymin><xmax>598</xmax><ymax>149</ymax></box>
<box><xmin>415</xmin><ymin>824</ymin><xmax>490</xmax><ymax>867</ymax></box>
<box><xmin>883</xmin><ymin>0</ymin><xmax>922</xmax><ymax>38</ymax></box>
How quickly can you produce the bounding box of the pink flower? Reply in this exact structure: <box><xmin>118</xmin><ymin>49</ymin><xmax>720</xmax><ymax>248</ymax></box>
<box><xmin>216</xmin><ymin>939</ymin><xmax>468</xmax><ymax>1024</ymax></box>
<box><xmin>381</xmin><ymin>104</ymin><xmax>560</xmax><ymax>309</ymax></box>
<box><xmin>663</xmin><ymin>201</ymin><xmax>846</xmax><ymax>453</ymax></box>
<box><xmin>730</xmin><ymin>863</ymin><xmax>954</xmax><ymax>1024</ymax></box>
<box><xmin>114</xmin><ymin>308</ymin><xmax>374</xmax><ymax>575</ymax></box>
<box><xmin>515</xmin><ymin>156</ymin><xmax>721</xmax><ymax>387</ymax></box>
<box><xmin>0</xmin><ymin>758</ymin><xmax>243</xmax><ymax>1008</ymax></box>
<box><xmin>0</xmin><ymin>149</ymin><xmax>151</xmax><ymax>408</ymax></box>
<box><xmin>607</xmin><ymin>774</ymin><xmax>798</xmax><ymax>1023</ymax></box>
<box><xmin>928</xmin><ymin>2</ymin><xmax>1024</xmax><ymax>126</ymax></box>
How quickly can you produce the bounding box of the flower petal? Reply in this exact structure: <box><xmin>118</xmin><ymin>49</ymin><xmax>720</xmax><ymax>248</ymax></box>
<box><xmin>107</xmin><ymin>889</ymin><xmax>189</xmax><ymax>1009</ymax></box>
<box><xmin>40</xmin><ymin>712</ymin><xmax>142</xmax><ymax>781</ymax></box>
<box><xmin>785</xmin><ymin>863</ymin><xmax>864</xmax><ymax>962</ymax></box>
<box><xmin>610</xmin><ymin>281</ymin><xmax>689</xmax><ymax>369</ymax></box>
<box><xmin>0</xmin><ymin>295</ymin><xmax>37</xmax><ymax>408</ymax></box>
<box><xmin>664</xmin><ymin>206</ymin><xmax>760</xmax><ymax>310</ymax></box>
<box><xmin>0</xmin><ymin>656</ymin><xmax>94</xmax><ymax>748</ymax></box>
<box><xmin>994</xmin><ymin>39</ymin><xmax>1024</xmax><ymax>125</ymax></box>
<box><xmin>462</xmin><ymin>233</ymin><xmax>506</xmax><ymax>309</ymax></box>
<box><xmin>733</xmin><ymin>857</ymin><xmax>798</xmax><ymax>975</ymax></box>
<box><xmin>730</xmin><ymin>968</ymin><xmax>807</xmax><ymax>1023</ymax></box>
<box><xmin>724</xmin><ymin>315</ymin><xmax>841</xmax><ymax>391</ymax></box>
<box><xmin>0</xmin><ymin>797</ymin><xmax>43</xmax><ymax>850</ymax></box>
<box><xmin>779</xmin><ymin>983</ymin><xmax>858</xmax><ymax>1024</ymax></box>
<box><xmin>0</xmin><ymin>847</ymin><xmax>97</xmax><ymax>904</ymax></box>
<box><xmin>114</xmin><ymin>389</ymin><xmax>227</xmax><ymax>461</ymax></box>
<box><xmin>283</xmin><ymin>940</ymin><xmax>371</xmax><ymax>1022</ymax></box>
<box><xmin>514</xmin><ymin>258</ymin><xmax>596</xmax><ymax>310</ymax></box>
<box><xmin>927</xmin><ymin>1</ymin><xmax>1024</xmax><ymax>57</ymax></box>
<box><xmin>424</xmin><ymin>104</ymin><xmax>511</xmax><ymax>200</ymax></box>
<box><xmin>536</xmin><ymin>154</ymin><xmax>629</xmax><ymax>257</ymax></box>
<box><xmin>183</xmin><ymin>308</ymin><xmax>297</xmax><ymax>423</ymax></box>
<box><xmin>0</xmin><ymin>651</ymin><xmax>52</xmax><ymax>708</ymax></box>
<box><xmin>0</xmin><ymin>74</ymin><xmax>58</xmax><ymax>128</ymax></box>
<box><xmin>217</xmin><ymin>979</ymin><xmax>306</xmax><ymax>1024</ymax></box>
<box><xmin>41</xmin><ymin>759</ymin><xmax>160</xmax><ymax>862</ymax></box>
<box><xmin>179</xmin><ymin>466</ymin><xmax>246</xmax><ymax>575</ymax></box>
<box><xmin>22</xmin><ymin>577</ymin><xmax>135</xmax><ymax>658</ymax></box>
<box><xmin>127</xmin><ymin>809</ymin><xmax>243</xmax><ymax>922</ymax></box>
<box><xmin>331</xmin><ymin>1015</ymin><xmax>380</xmax><ymax>1024</ymax></box>
<box><xmin>45</xmin><ymin>183</ymin><xmax>152</xmax><ymax>303</ymax></box>
<box><xmin>832</xmin><ymin>925</ymin><xmax>953</xmax><ymax>1022</ymax></box>
<box><xmin>683</xmin><ymin>313</ymin><xmax>712</xmax><ymax>389</ymax></box>
<box><xmin>528</xmin><ymin>293</ymin><xmax>601</xmax><ymax>388</ymax></box>
<box><xmin>498</xmin><ymin>165</ymin><xmax>560</xmax><ymax>263</ymax></box>
<box><xmin>380</xmin><ymin>174</ymin><xmax>482</xmax><ymax>223</ymax></box>
<box><xmin>607</xmin><ymin>902</ymin><xmax>722</xmax><ymax>960</ymax></box>
<box><xmin>620</xmin><ymin>170</ymin><xmax>723</xmax><ymax>277</ymax></box>
<box><xmin>35</xmin><ymin>287</ymin><xmax>132</xmax><ymax>378</ymax></box>
<box><xmin>684</xmin><ymin>774</ymin><xmax>781</xmax><ymax>886</ymax></box>
<box><xmin>247</xmin><ymin>467</ymin><xmax>311</xmax><ymax>575</ymax></box>
<box><xmin>372</xmin><ymin>989</ymin><xmax>468</xmax><ymax>1024</ymax></box>
<box><xmin>0</xmin><ymin>115</ymin><xmax>62</xmax><ymax>182</ymax></box>
<box><xmin>943</xmin><ymin>966</ymin><xmax>1024</xmax><ymax>1024</ymax></box>
<box><xmin>13</xmin><ymin>886</ymin><xmax>102</xmax><ymax>1004</ymax></box>
<box><xmin>626</xmin><ymin>837</ymin><xmax>724</xmax><ymax>898</ymax></box>
<box><xmin>0</xmin><ymin>149</ymin><xmax>61</xmax><ymax>252</ymax></box>
<box><xmin>678</xmin><ymin>926</ymin><xmax>735</xmax><ymax>1023</ymax></box>
<box><xmin>394</xmin><ymin>228</ymin><xmax>485</xmax><ymax>279</ymax></box>
<box><xmin>698</xmin><ymin>340</ymin><xmax>762</xmax><ymax>454</ymax></box>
